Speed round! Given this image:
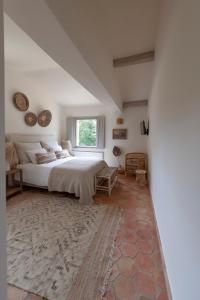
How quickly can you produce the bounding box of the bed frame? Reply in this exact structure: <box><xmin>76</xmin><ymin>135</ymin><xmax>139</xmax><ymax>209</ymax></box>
<box><xmin>7</xmin><ymin>133</ymin><xmax>58</xmax><ymax>189</ymax></box>
<box><xmin>6</xmin><ymin>133</ymin><xmax>57</xmax><ymax>144</ymax></box>
<box><xmin>7</xmin><ymin>134</ymin><xmax>104</xmax><ymax>199</ymax></box>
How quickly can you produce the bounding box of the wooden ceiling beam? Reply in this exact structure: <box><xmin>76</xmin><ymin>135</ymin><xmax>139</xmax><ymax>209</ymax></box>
<box><xmin>113</xmin><ymin>50</ymin><xmax>155</xmax><ymax>68</ymax></box>
<box><xmin>123</xmin><ymin>100</ymin><xmax>148</xmax><ymax>109</ymax></box>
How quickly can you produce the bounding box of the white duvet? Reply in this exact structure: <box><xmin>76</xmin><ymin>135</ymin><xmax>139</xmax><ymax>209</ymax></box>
<box><xmin>17</xmin><ymin>157</ymin><xmax>74</xmax><ymax>187</ymax></box>
<box><xmin>17</xmin><ymin>157</ymin><xmax>107</xmax><ymax>204</ymax></box>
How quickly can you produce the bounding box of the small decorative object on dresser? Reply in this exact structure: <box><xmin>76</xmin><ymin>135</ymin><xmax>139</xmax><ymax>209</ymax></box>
<box><xmin>125</xmin><ymin>152</ymin><xmax>147</xmax><ymax>176</ymax></box>
<box><xmin>13</xmin><ymin>92</ymin><xmax>29</xmax><ymax>111</ymax></box>
<box><xmin>6</xmin><ymin>169</ymin><xmax>23</xmax><ymax>198</ymax></box>
<box><xmin>95</xmin><ymin>166</ymin><xmax>118</xmax><ymax>196</ymax></box>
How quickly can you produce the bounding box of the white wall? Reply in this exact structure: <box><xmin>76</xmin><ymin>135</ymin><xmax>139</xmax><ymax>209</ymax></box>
<box><xmin>5</xmin><ymin>0</ymin><xmax>122</xmax><ymax>111</ymax></box>
<box><xmin>149</xmin><ymin>1</ymin><xmax>200</xmax><ymax>299</ymax></box>
<box><xmin>0</xmin><ymin>0</ymin><xmax>7</xmax><ymax>298</ymax></box>
<box><xmin>61</xmin><ymin>105</ymin><xmax>148</xmax><ymax>166</ymax></box>
<box><xmin>5</xmin><ymin>65</ymin><xmax>60</xmax><ymax>137</ymax></box>
<box><xmin>45</xmin><ymin>0</ymin><xmax>121</xmax><ymax>108</ymax></box>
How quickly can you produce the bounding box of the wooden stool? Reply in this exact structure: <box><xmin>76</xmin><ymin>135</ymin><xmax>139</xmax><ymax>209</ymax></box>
<box><xmin>136</xmin><ymin>169</ymin><xmax>147</xmax><ymax>186</ymax></box>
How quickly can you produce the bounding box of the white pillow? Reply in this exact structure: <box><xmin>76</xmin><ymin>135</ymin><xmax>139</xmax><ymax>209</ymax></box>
<box><xmin>55</xmin><ymin>149</ymin><xmax>70</xmax><ymax>159</ymax></box>
<box><xmin>26</xmin><ymin>148</ymin><xmax>47</xmax><ymax>164</ymax></box>
<box><xmin>15</xmin><ymin>142</ymin><xmax>43</xmax><ymax>164</ymax></box>
<box><xmin>61</xmin><ymin>140</ymin><xmax>75</xmax><ymax>156</ymax></box>
<box><xmin>41</xmin><ymin>140</ymin><xmax>62</xmax><ymax>152</ymax></box>
<box><xmin>49</xmin><ymin>141</ymin><xmax>62</xmax><ymax>151</ymax></box>
<box><xmin>61</xmin><ymin>140</ymin><xmax>72</xmax><ymax>151</ymax></box>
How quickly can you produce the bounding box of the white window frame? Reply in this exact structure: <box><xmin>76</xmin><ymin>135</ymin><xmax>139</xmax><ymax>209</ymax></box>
<box><xmin>67</xmin><ymin>116</ymin><xmax>105</xmax><ymax>150</ymax></box>
<box><xmin>74</xmin><ymin>117</ymin><xmax>98</xmax><ymax>149</ymax></box>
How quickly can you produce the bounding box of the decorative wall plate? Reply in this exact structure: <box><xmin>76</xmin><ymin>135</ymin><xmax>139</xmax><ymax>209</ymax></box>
<box><xmin>13</xmin><ymin>92</ymin><xmax>29</xmax><ymax>111</ymax></box>
<box><xmin>38</xmin><ymin>110</ymin><xmax>52</xmax><ymax>127</ymax></box>
<box><xmin>25</xmin><ymin>112</ymin><xmax>37</xmax><ymax>127</ymax></box>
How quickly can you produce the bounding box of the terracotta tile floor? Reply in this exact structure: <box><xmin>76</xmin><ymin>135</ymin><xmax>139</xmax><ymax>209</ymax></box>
<box><xmin>8</xmin><ymin>175</ymin><xmax>169</xmax><ymax>300</ymax></box>
<box><xmin>95</xmin><ymin>175</ymin><xmax>169</xmax><ymax>300</ymax></box>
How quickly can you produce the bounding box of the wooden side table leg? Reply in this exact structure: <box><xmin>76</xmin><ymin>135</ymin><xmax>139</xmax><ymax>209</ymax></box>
<box><xmin>19</xmin><ymin>169</ymin><xmax>23</xmax><ymax>192</ymax></box>
<box><xmin>94</xmin><ymin>176</ymin><xmax>96</xmax><ymax>194</ymax></box>
<box><xmin>136</xmin><ymin>174</ymin><xmax>138</xmax><ymax>183</ymax></box>
<box><xmin>108</xmin><ymin>177</ymin><xmax>111</xmax><ymax>197</ymax></box>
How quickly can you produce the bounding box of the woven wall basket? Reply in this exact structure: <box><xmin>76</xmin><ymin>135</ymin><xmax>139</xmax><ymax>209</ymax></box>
<box><xmin>38</xmin><ymin>110</ymin><xmax>52</xmax><ymax>127</ymax></box>
<box><xmin>25</xmin><ymin>112</ymin><xmax>37</xmax><ymax>127</ymax></box>
<box><xmin>13</xmin><ymin>92</ymin><xmax>29</xmax><ymax>111</ymax></box>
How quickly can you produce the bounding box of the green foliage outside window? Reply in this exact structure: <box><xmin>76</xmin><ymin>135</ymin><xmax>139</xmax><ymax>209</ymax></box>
<box><xmin>77</xmin><ymin>119</ymin><xmax>97</xmax><ymax>147</ymax></box>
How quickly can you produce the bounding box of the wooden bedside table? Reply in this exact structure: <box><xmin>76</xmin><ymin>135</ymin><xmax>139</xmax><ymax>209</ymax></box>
<box><xmin>6</xmin><ymin>169</ymin><xmax>23</xmax><ymax>198</ymax></box>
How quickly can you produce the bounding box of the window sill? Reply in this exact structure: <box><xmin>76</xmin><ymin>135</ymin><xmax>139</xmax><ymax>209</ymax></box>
<box><xmin>72</xmin><ymin>147</ymin><xmax>105</xmax><ymax>152</ymax></box>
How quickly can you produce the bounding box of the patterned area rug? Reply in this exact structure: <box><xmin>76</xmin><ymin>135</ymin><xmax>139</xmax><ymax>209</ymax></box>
<box><xmin>7</xmin><ymin>192</ymin><xmax>121</xmax><ymax>300</ymax></box>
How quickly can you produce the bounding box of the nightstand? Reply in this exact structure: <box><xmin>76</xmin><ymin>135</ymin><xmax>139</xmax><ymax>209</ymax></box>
<box><xmin>6</xmin><ymin>169</ymin><xmax>23</xmax><ymax>198</ymax></box>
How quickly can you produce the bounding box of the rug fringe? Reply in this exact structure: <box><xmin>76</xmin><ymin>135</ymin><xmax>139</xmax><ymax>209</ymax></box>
<box><xmin>100</xmin><ymin>208</ymin><xmax>123</xmax><ymax>299</ymax></box>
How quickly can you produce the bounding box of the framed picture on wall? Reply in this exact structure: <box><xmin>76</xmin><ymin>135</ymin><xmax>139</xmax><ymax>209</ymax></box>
<box><xmin>112</xmin><ymin>128</ymin><xmax>127</xmax><ymax>139</ymax></box>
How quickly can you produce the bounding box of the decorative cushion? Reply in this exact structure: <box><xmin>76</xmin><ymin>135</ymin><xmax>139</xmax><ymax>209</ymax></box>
<box><xmin>61</xmin><ymin>140</ymin><xmax>75</xmax><ymax>156</ymax></box>
<box><xmin>14</xmin><ymin>142</ymin><xmax>43</xmax><ymax>164</ymax></box>
<box><xmin>26</xmin><ymin>148</ymin><xmax>47</xmax><ymax>164</ymax></box>
<box><xmin>5</xmin><ymin>142</ymin><xmax>19</xmax><ymax>169</ymax></box>
<box><xmin>36</xmin><ymin>152</ymin><xmax>57</xmax><ymax>164</ymax></box>
<box><xmin>41</xmin><ymin>141</ymin><xmax>62</xmax><ymax>152</ymax></box>
<box><xmin>40</xmin><ymin>141</ymin><xmax>54</xmax><ymax>153</ymax></box>
<box><xmin>55</xmin><ymin>149</ymin><xmax>70</xmax><ymax>159</ymax></box>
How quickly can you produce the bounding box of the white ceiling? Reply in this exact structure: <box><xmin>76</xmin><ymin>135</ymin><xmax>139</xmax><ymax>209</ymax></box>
<box><xmin>115</xmin><ymin>62</ymin><xmax>154</xmax><ymax>101</ymax></box>
<box><xmin>4</xmin><ymin>14</ymin><xmax>101</xmax><ymax>107</ymax></box>
<box><xmin>4</xmin><ymin>0</ymin><xmax>160</xmax><ymax>107</ymax></box>
<box><xmin>100</xmin><ymin>0</ymin><xmax>160</xmax><ymax>59</ymax></box>
<box><xmin>99</xmin><ymin>0</ymin><xmax>160</xmax><ymax>102</ymax></box>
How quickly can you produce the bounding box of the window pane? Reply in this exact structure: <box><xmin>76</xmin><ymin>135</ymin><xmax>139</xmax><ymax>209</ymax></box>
<box><xmin>76</xmin><ymin>119</ymin><xmax>97</xmax><ymax>147</ymax></box>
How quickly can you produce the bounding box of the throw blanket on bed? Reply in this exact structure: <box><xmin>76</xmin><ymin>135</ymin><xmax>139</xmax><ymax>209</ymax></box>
<box><xmin>6</xmin><ymin>142</ymin><xmax>19</xmax><ymax>169</ymax></box>
<box><xmin>48</xmin><ymin>158</ymin><xmax>107</xmax><ymax>204</ymax></box>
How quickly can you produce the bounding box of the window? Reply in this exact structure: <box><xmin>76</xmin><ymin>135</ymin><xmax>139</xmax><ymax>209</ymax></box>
<box><xmin>76</xmin><ymin>118</ymin><xmax>97</xmax><ymax>147</ymax></box>
<box><xmin>67</xmin><ymin>116</ymin><xmax>105</xmax><ymax>149</ymax></box>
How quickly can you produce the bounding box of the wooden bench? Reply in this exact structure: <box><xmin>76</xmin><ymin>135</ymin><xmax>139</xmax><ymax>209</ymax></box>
<box><xmin>95</xmin><ymin>167</ymin><xmax>118</xmax><ymax>196</ymax></box>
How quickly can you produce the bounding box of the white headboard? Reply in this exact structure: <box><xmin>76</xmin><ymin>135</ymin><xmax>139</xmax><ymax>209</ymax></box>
<box><xmin>6</xmin><ymin>133</ymin><xmax>57</xmax><ymax>144</ymax></box>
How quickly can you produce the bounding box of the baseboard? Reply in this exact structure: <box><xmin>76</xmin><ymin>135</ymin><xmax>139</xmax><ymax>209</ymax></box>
<box><xmin>149</xmin><ymin>190</ymin><xmax>173</xmax><ymax>300</ymax></box>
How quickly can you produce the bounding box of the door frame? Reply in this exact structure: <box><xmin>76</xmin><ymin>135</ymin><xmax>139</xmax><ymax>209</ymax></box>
<box><xmin>0</xmin><ymin>2</ymin><xmax>7</xmax><ymax>299</ymax></box>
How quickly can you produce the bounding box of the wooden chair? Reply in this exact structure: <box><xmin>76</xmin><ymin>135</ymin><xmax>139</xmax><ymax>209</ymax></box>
<box><xmin>125</xmin><ymin>152</ymin><xmax>148</xmax><ymax>176</ymax></box>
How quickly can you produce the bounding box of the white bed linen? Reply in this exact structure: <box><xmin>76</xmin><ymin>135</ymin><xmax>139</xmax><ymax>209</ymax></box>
<box><xmin>17</xmin><ymin>157</ymin><xmax>74</xmax><ymax>187</ymax></box>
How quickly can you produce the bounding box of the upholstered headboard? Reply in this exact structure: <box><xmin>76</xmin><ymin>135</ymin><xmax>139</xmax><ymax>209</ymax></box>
<box><xmin>6</xmin><ymin>133</ymin><xmax>57</xmax><ymax>144</ymax></box>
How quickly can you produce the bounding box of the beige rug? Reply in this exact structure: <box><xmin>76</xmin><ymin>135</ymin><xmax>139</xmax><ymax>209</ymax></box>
<box><xmin>7</xmin><ymin>191</ymin><xmax>121</xmax><ymax>300</ymax></box>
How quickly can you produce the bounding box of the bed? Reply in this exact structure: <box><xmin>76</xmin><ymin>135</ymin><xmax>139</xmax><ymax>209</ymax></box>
<box><xmin>7</xmin><ymin>134</ymin><xmax>107</xmax><ymax>204</ymax></box>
